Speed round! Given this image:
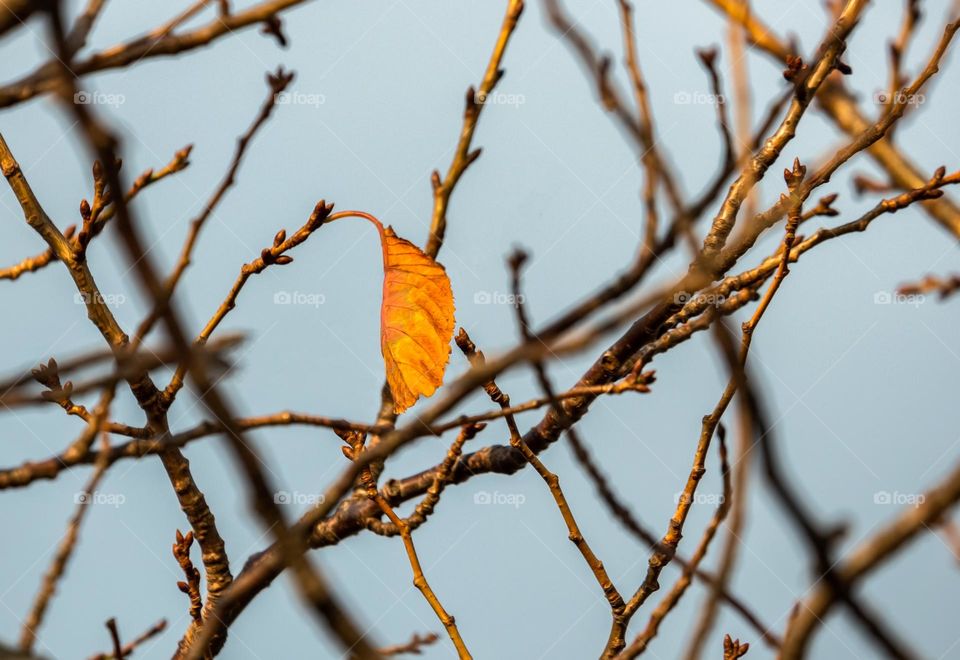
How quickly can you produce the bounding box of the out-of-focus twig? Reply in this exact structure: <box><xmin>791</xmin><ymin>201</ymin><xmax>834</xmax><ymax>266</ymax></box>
<box><xmin>0</xmin><ymin>0</ymin><xmax>312</xmax><ymax>109</ymax></box>
<box><xmin>898</xmin><ymin>272</ymin><xmax>960</xmax><ymax>300</ymax></box>
<box><xmin>705</xmin><ymin>0</ymin><xmax>960</xmax><ymax>237</ymax></box>
<box><xmin>0</xmin><ymin>146</ymin><xmax>191</xmax><ymax>281</ymax></box>
<box><xmin>342</xmin><ymin>429</ymin><xmax>470</xmax><ymax>658</ymax></box>
<box><xmin>87</xmin><ymin>619</ymin><xmax>167</xmax><ymax>660</ymax></box>
<box><xmin>132</xmin><ymin>68</ymin><xmax>294</xmax><ymax>348</ymax></box>
<box><xmin>19</xmin><ymin>431</ymin><xmax>114</xmax><ymax>653</ymax></box>
<box><xmin>377</xmin><ymin>632</ymin><xmax>440</xmax><ymax>657</ymax></box>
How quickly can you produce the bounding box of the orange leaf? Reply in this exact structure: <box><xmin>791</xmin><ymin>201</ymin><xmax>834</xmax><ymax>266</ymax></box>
<box><xmin>378</xmin><ymin>224</ymin><xmax>455</xmax><ymax>413</ymax></box>
<box><xmin>329</xmin><ymin>211</ymin><xmax>455</xmax><ymax>413</ymax></box>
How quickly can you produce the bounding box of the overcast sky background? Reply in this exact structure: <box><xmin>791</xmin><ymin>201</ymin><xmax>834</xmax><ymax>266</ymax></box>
<box><xmin>1</xmin><ymin>1</ymin><xmax>960</xmax><ymax>658</ymax></box>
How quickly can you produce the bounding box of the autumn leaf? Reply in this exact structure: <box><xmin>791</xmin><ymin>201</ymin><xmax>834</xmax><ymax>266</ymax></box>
<box><xmin>328</xmin><ymin>211</ymin><xmax>455</xmax><ymax>413</ymax></box>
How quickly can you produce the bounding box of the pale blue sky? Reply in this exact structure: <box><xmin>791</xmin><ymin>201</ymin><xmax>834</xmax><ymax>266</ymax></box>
<box><xmin>1</xmin><ymin>1</ymin><xmax>960</xmax><ymax>658</ymax></box>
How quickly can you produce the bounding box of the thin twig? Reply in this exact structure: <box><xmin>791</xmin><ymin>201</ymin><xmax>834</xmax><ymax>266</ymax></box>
<box><xmin>19</xmin><ymin>429</ymin><xmax>114</xmax><ymax>653</ymax></box>
<box><xmin>425</xmin><ymin>0</ymin><xmax>525</xmax><ymax>258</ymax></box>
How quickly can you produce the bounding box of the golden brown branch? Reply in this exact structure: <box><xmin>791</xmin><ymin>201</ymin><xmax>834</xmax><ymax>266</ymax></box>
<box><xmin>425</xmin><ymin>0</ymin><xmax>524</xmax><ymax>258</ymax></box>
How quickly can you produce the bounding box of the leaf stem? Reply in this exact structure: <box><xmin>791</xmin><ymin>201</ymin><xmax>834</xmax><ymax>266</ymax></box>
<box><xmin>325</xmin><ymin>209</ymin><xmax>384</xmax><ymax>231</ymax></box>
